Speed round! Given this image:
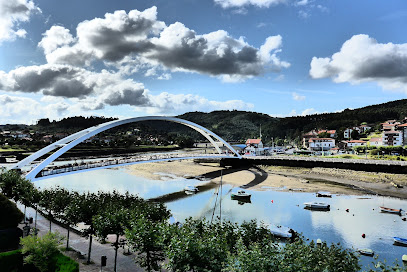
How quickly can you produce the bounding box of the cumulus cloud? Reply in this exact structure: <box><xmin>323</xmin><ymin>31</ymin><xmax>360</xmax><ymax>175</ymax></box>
<box><xmin>0</xmin><ymin>94</ymin><xmax>72</xmax><ymax>124</ymax></box>
<box><xmin>0</xmin><ymin>63</ymin><xmax>253</xmax><ymax>116</ymax></box>
<box><xmin>39</xmin><ymin>7</ymin><xmax>289</xmax><ymax>81</ymax></box>
<box><xmin>310</xmin><ymin>34</ymin><xmax>407</xmax><ymax>92</ymax></box>
<box><xmin>0</xmin><ymin>0</ymin><xmax>40</xmax><ymax>43</ymax></box>
<box><xmin>214</xmin><ymin>0</ymin><xmax>286</xmax><ymax>8</ymax></box>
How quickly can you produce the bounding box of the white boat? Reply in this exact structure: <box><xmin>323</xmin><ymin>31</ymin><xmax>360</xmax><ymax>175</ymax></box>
<box><xmin>184</xmin><ymin>185</ymin><xmax>199</xmax><ymax>193</ymax></box>
<box><xmin>231</xmin><ymin>190</ymin><xmax>251</xmax><ymax>201</ymax></box>
<box><xmin>358</xmin><ymin>248</ymin><xmax>374</xmax><ymax>256</ymax></box>
<box><xmin>268</xmin><ymin>225</ymin><xmax>293</xmax><ymax>239</ymax></box>
<box><xmin>393</xmin><ymin>237</ymin><xmax>407</xmax><ymax>246</ymax></box>
<box><xmin>304</xmin><ymin>202</ymin><xmax>330</xmax><ymax>210</ymax></box>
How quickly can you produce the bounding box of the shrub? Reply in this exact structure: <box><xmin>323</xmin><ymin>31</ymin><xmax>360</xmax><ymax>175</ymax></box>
<box><xmin>20</xmin><ymin>231</ymin><xmax>64</xmax><ymax>272</ymax></box>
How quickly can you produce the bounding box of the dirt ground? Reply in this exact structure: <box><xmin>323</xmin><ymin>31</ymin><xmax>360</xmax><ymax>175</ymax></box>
<box><xmin>127</xmin><ymin>160</ymin><xmax>407</xmax><ymax>199</ymax></box>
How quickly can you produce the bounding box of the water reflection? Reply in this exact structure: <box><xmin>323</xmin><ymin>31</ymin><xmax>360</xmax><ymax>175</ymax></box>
<box><xmin>33</xmin><ymin>166</ymin><xmax>407</xmax><ymax>269</ymax></box>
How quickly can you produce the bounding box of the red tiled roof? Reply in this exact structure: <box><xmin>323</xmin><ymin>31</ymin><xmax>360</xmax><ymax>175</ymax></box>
<box><xmin>384</xmin><ymin>131</ymin><xmax>400</xmax><ymax>134</ymax></box>
<box><xmin>369</xmin><ymin>138</ymin><xmax>382</xmax><ymax>142</ymax></box>
<box><xmin>347</xmin><ymin>140</ymin><xmax>366</xmax><ymax>143</ymax></box>
<box><xmin>397</xmin><ymin>124</ymin><xmax>407</xmax><ymax>127</ymax></box>
<box><xmin>246</xmin><ymin>139</ymin><xmax>262</xmax><ymax>144</ymax></box>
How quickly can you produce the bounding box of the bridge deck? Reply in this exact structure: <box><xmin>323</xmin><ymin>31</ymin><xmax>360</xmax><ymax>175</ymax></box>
<box><xmin>31</xmin><ymin>153</ymin><xmax>237</xmax><ymax>181</ymax></box>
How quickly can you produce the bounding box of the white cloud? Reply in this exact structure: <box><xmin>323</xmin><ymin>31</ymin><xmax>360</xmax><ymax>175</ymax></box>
<box><xmin>214</xmin><ymin>0</ymin><xmax>286</xmax><ymax>9</ymax></box>
<box><xmin>39</xmin><ymin>7</ymin><xmax>289</xmax><ymax>81</ymax></box>
<box><xmin>301</xmin><ymin>108</ymin><xmax>317</xmax><ymax>116</ymax></box>
<box><xmin>310</xmin><ymin>34</ymin><xmax>407</xmax><ymax>93</ymax></box>
<box><xmin>292</xmin><ymin>92</ymin><xmax>305</xmax><ymax>101</ymax></box>
<box><xmin>0</xmin><ymin>0</ymin><xmax>40</xmax><ymax>43</ymax></box>
<box><xmin>0</xmin><ymin>94</ymin><xmax>76</xmax><ymax>124</ymax></box>
<box><xmin>0</xmin><ymin>63</ymin><xmax>254</xmax><ymax>118</ymax></box>
<box><xmin>298</xmin><ymin>10</ymin><xmax>309</xmax><ymax>18</ymax></box>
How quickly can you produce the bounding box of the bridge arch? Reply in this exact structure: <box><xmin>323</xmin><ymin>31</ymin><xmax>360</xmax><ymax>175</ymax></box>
<box><xmin>12</xmin><ymin>116</ymin><xmax>241</xmax><ymax>180</ymax></box>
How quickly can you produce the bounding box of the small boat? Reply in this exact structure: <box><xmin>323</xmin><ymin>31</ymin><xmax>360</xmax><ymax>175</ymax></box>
<box><xmin>380</xmin><ymin>206</ymin><xmax>402</xmax><ymax>215</ymax></box>
<box><xmin>231</xmin><ymin>190</ymin><xmax>251</xmax><ymax>201</ymax></box>
<box><xmin>304</xmin><ymin>202</ymin><xmax>330</xmax><ymax>210</ymax></box>
<box><xmin>184</xmin><ymin>185</ymin><xmax>199</xmax><ymax>193</ymax></box>
<box><xmin>358</xmin><ymin>248</ymin><xmax>374</xmax><ymax>256</ymax></box>
<box><xmin>316</xmin><ymin>192</ymin><xmax>332</xmax><ymax>198</ymax></box>
<box><xmin>268</xmin><ymin>225</ymin><xmax>293</xmax><ymax>239</ymax></box>
<box><xmin>393</xmin><ymin>237</ymin><xmax>407</xmax><ymax>246</ymax></box>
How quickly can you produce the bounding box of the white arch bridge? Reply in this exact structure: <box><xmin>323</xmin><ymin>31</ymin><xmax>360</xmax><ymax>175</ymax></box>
<box><xmin>11</xmin><ymin>116</ymin><xmax>241</xmax><ymax>181</ymax></box>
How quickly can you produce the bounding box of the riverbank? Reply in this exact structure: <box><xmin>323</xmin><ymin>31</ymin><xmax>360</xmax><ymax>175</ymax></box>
<box><xmin>127</xmin><ymin>160</ymin><xmax>407</xmax><ymax>199</ymax></box>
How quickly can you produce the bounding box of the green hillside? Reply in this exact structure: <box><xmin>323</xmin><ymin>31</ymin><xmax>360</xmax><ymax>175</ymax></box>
<box><xmin>176</xmin><ymin>99</ymin><xmax>407</xmax><ymax>144</ymax></box>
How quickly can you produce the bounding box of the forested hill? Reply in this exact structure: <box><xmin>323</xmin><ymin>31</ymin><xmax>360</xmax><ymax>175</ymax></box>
<box><xmin>177</xmin><ymin>99</ymin><xmax>407</xmax><ymax>143</ymax></box>
<box><xmin>28</xmin><ymin>98</ymin><xmax>407</xmax><ymax>144</ymax></box>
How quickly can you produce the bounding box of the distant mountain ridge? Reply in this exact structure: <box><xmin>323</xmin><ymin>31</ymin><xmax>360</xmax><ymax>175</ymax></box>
<box><xmin>177</xmin><ymin>99</ymin><xmax>407</xmax><ymax>143</ymax></box>
<box><xmin>5</xmin><ymin>99</ymin><xmax>407</xmax><ymax>145</ymax></box>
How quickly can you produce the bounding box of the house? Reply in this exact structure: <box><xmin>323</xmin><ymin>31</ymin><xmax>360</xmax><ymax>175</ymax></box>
<box><xmin>344</xmin><ymin>128</ymin><xmax>353</xmax><ymax>139</ymax></box>
<box><xmin>302</xmin><ymin>130</ymin><xmax>318</xmax><ymax>148</ymax></box>
<box><xmin>359</xmin><ymin>125</ymin><xmax>371</xmax><ymax>133</ymax></box>
<box><xmin>318</xmin><ymin>129</ymin><xmax>337</xmax><ymax>138</ymax></box>
<box><xmin>346</xmin><ymin>140</ymin><xmax>367</xmax><ymax>149</ymax></box>
<box><xmin>383</xmin><ymin>131</ymin><xmax>402</xmax><ymax>146</ymax></box>
<box><xmin>308</xmin><ymin>138</ymin><xmax>335</xmax><ymax>151</ymax></box>
<box><xmin>396</xmin><ymin>123</ymin><xmax>407</xmax><ymax>145</ymax></box>
<box><xmin>245</xmin><ymin>139</ymin><xmax>265</xmax><ymax>156</ymax></box>
<box><xmin>369</xmin><ymin>137</ymin><xmax>383</xmax><ymax>147</ymax></box>
<box><xmin>246</xmin><ymin>139</ymin><xmax>263</xmax><ymax>148</ymax></box>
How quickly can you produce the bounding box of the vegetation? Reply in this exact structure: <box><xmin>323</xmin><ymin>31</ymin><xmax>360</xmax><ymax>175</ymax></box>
<box><xmin>2</xmin><ymin>169</ymin><xmax>407</xmax><ymax>271</ymax></box>
<box><xmin>20</xmin><ymin>231</ymin><xmax>64</xmax><ymax>272</ymax></box>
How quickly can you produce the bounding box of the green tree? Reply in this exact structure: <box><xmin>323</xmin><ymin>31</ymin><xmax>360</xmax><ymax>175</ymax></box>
<box><xmin>125</xmin><ymin>215</ymin><xmax>166</xmax><ymax>272</ymax></box>
<box><xmin>20</xmin><ymin>231</ymin><xmax>64</xmax><ymax>272</ymax></box>
<box><xmin>0</xmin><ymin>193</ymin><xmax>24</xmax><ymax>229</ymax></box>
<box><xmin>93</xmin><ymin>206</ymin><xmax>131</xmax><ymax>272</ymax></box>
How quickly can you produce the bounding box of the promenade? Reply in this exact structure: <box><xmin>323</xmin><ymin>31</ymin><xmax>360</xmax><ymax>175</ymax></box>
<box><xmin>17</xmin><ymin>204</ymin><xmax>145</xmax><ymax>272</ymax></box>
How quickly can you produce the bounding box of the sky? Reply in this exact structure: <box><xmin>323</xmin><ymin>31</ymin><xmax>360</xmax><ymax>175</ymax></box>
<box><xmin>0</xmin><ymin>0</ymin><xmax>406</xmax><ymax>124</ymax></box>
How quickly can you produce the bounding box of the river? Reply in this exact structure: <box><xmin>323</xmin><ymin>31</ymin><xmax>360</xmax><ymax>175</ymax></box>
<box><xmin>33</xmin><ymin>165</ymin><xmax>407</xmax><ymax>270</ymax></box>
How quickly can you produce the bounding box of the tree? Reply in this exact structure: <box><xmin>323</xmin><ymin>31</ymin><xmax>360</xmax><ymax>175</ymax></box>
<box><xmin>125</xmin><ymin>215</ymin><xmax>167</xmax><ymax>272</ymax></box>
<box><xmin>20</xmin><ymin>231</ymin><xmax>64</xmax><ymax>272</ymax></box>
<box><xmin>351</xmin><ymin>130</ymin><xmax>360</xmax><ymax>140</ymax></box>
<box><xmin>318</xmin><ymin>132</ymin><xmax>330</xmax><ymax>138</ymax></box>
<box><xmin>0</xmin><ymin>193</ymin><xmax>24</xmax><ymax>229</ymax></box>
<box><xmin>164</xmin><ymin>218</ymin><xmax>228</xmax><ymax>272</ymax></box>
<box><xmin>93</xmin><ymin>206</ymin><xmax>131</xmax><ymax>272</ymax></box>
<box><xmin>75</xmin><ymin>192</ymin><xmax>101</xmax><ymax>264</ymax></box>
<box><xmin>39</xmin><ymin>189</ymin><xmax>56</xmax><ymax>231</ymax></box>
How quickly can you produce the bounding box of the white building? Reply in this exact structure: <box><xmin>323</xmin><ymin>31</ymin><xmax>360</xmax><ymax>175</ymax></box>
<box><xmin>245</xmin><ymin>139</ymin><xmax>265</xmax><ymax>156</ymax></box>
<box><xmin>346</xmin><ymin>140</ymin><xmax>367</xmax><ymax>149</ymax></box>
<box><xmin>397</xmin><ymin>123</ymin><xmax>407</xmax><ymax>145</ymax></box>
<box><xmin>308</xmin><ymin>138</ymin><xmax>335</xmax><ymax>151</ymax></box>
<box><xmin>344</xmin><ymin>128</ymin><xmax>353</xmax><ymax>139</ymax></box>
<box><xmin>383</xmin><ymin>131</ymin><xmax>402</xmax><ymax>146</ymax></box>
<box><xmin>369</xmin><ymin>137</ymin><xmax>383</xmax><ymax>147</ymax></box>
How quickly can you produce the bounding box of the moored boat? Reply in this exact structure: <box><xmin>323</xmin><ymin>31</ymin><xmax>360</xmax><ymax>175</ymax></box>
<box><xmin>393</xmin><ymin>237</ymin><xmax>407</xmax><ymax>246</ymax></box>
<box><xmin>184</xmin><ymin>185</ymin><xmax>199</xmax><ymax>193</ymax></box>
<box><xmin>357</xmin><ymin>248</ymin><xmax>374</xmax><ymax>256</ymax></box>
<box><xmin>231</xmin><ymin>190</ymin><xmax>251</xmax><ymax>201</ymax></box>
<box><xmin>316</xmin><ymin>192</ymin><xmax>332</xmax><ymax>198</ymax></box>
<box><xmin>304</xmin><ymin>202</ymin><xmax>330</xmax><ymax>210</ymax></box>
<box><xmin>380</xmin><ymin>206</ymin><xmax>402</xmax><ymax>215</ymax></box>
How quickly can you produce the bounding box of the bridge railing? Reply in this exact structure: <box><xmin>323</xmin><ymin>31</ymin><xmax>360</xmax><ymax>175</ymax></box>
<box><xmin>34</xmin><ymin>152</ymin><xmax>233</xmax><ymax>178</ymax></box>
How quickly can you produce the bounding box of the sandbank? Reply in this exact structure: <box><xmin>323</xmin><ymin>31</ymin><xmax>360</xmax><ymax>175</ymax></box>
<box><xmin>127</xmin><ymin>160</ymin><xmax>407</xmax><ymax>199</ymax></box>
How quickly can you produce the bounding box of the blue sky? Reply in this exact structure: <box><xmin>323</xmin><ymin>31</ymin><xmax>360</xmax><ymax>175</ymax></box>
<box><xmin>0</xmin><ymin>0</ymin><xmax>406</xmax><ymax>124</ymax></box>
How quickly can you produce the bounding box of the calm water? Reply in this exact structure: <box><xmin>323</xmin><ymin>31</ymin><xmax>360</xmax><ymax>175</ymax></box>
<box><xmin>34</xmin><ymin>166</ymin><xmax>407</xmax><ymax>269</ymax></box>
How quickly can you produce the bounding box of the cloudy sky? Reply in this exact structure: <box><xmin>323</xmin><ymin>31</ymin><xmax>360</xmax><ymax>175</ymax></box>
<box><xmin>0</xmin><ymin>0</ymin><xmax>406</xmax><ymax>124</ymax></box>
